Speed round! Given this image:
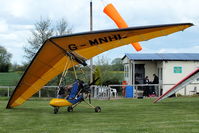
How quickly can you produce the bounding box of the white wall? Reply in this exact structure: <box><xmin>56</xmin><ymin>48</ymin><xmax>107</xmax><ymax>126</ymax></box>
<box><xmin>122</xmin><ymin>57</ymin><xmax>129</xmax><ymax>64</ymax></box>
<box><xmin>122</xmin><ymin>58</ymin><xmax>199</xmax><ymax>95</ymax></box>
<box><xmin>162</xmin><ymin>61</ymin><xmax>199</xmax><ymax>95</ymax></box>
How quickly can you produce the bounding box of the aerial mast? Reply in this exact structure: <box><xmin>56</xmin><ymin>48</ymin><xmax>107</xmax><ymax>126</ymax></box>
<box><xmin>90</xmin><ymin>0</ymin><xmax>93</xmax><ymax>83</ymax></box>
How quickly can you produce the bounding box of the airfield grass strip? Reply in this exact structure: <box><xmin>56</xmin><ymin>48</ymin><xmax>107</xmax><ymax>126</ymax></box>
<box><xmin>0</xmin><ymin>97</ymin><xmax>199</xmax><ymax>133</ymax></box>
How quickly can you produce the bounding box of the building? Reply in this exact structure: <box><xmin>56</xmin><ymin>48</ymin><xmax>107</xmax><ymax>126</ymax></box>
<box><xmin>122</xmin><ymin>53</ymin><xmax>199</xmax><ymax>96</ymax></box>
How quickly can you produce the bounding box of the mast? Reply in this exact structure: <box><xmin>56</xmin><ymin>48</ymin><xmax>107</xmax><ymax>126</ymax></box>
<box><xmin>90</xmin><ymin>0</ymin><xmax>93</xmax><ymax>83</ymax></box>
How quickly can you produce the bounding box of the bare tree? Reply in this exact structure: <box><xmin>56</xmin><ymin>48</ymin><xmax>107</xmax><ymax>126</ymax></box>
<box><xmin>24</xmin><ymin>17</ymin><xmax>72</xmax><ymax>62</ymax></box>
<box><xmin>56</xmin><ymin>18</ymin><xmax>72</xmax><ymax>35</ymax></box>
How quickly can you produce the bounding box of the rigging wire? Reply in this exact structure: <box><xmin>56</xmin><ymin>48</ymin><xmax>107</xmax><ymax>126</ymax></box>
<box><xmin>58</xmin><ymin>57</ymin><xmax>71</xmax><ymax>86</ymax></box>
<box><xmin>79</xmin><ymin>64</ymin><xmax>87</xmax><ymax>81</ymax></box>
<box><xmin>71</xmin><ymin>56</ymin><xmax>78</xmax><ymax>79</ymax></box>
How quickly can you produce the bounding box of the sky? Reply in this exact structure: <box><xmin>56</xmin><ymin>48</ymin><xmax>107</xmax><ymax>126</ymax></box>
<box><xmin>0</xmin><ymin>0</ymin><xmax>199</xmax><ymax>64</ymax></box>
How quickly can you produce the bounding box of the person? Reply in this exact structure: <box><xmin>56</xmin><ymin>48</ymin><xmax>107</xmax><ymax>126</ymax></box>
<box><xmin>144</xmin><ymin>76</ymin><xmax>150</xmax><ymax>84</ymax></box>
<box><xmin>151</xmin><ymin>74</ymin><xmax>159</xmax><ymax>96</ymax></box>
<box><xmin>57</xmin><ymin>86</ymin><xmax>66</xmax><ymax>98</ymax></box>
<box><xmin>143</xmin><ymin>76</ymin><xmax>150</xmax><ymax>96</ymax></box>
<box><xmin>66</xmin><ymin>79</ymin><xmax>84</xmax><ymax>104</ymax></box>
<box><xmin>57</xmin><ymin>84</ymin><xmax>72</xmax><ymax>99</ymax></box>
<box><xmin>65</xmin><ymin>85</ymin><xmax>72</xmax><ymax>97</ymax></box>
<box><xmin>152</xmin><ymin>74</ymin><xmax>159</xmax><ymax>84</ymax></box>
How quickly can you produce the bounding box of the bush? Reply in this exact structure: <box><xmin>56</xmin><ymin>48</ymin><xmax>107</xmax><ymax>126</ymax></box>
<box><xmin>0</xmin><ymin>64</ymin><xmax>10</xmax><ymax>72</ymax></box>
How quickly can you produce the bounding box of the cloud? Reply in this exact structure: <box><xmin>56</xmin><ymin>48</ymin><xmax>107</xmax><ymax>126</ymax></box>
<box><xmin>0</xmin><ymin>20</ymin><xmax>8</xmax><ymax>32</ymax></box>
<box><xmin>157</xmin><ymin>45</ymin><xmax>199</xmax><ymax>53</ymax></box>
<box><xmin>0</xmin><ymin>0</ymin><xmax>199</xmax><ymax>64</ymax></box>
<box><xmin>8</xmin><ymin>0</ymin><xmax>28</xmax><ymax>17</ymax></box>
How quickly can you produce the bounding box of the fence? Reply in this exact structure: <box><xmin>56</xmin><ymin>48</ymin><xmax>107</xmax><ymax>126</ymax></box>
<box><xmin>91</xmin><ymin>85</ymin><xmax>118</xmax><ymax>99</ymax></box>
<box><xmin>1</xmin><ymin>83</ymin><xmax>199</xmax><ymax>99</ymax></box>
<box><xmin>0</xmin><ymin>86</ymin><xmax>58</xmax><ymax>98</ymax></box>
<box><xmin>0</xmin><ymin>85</ymin><xmax>119</xmax><ymax>99</ymax></box>
<box><xmin>109</xmin><ymin>83</ymin><xmax>199</xmax><ymax>98</ymax></box>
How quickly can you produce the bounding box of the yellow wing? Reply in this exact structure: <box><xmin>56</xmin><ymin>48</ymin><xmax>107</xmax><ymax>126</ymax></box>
<box><xmin>7</xmin><ymin>23</ymin><xmax>193</xmax><ymax>108</ymax></box>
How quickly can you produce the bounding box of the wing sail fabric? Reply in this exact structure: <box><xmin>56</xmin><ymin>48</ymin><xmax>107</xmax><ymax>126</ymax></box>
<box><xmin>154</xmin><ymin>68</ymin><xmax>199</xmax><ymax>103</ymax></box>
<box><xmin>7</xmin><ymin>23</ymin><xmax>193</xmax><ymax>108</ymax></box>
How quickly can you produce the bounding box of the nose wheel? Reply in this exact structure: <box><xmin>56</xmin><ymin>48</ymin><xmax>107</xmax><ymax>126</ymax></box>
<box><xmin>94</xmin><ymin>106</ymin><xmax>101</xmax><ymax>112</ymax></box>
<box><xmin>54</xmin><ymin>107</ymin><xmax>59</xmax><ymax>114</ymax></box>
<box><xmin>67</xmin><ymin>106</ymin><xmax>73</xmax><ymax>112</ymax></box>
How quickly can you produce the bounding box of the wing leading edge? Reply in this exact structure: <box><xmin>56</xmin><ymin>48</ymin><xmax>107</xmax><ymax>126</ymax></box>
<box><xmin>7</xmin><ymin>23</ymin><xmax>193</xmax><ymax>108</ymax></box>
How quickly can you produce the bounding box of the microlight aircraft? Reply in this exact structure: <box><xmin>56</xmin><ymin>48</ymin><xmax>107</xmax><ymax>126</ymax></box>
<box><xmin>7</xmin><ymin>23</ymin><xmax>193</xmax><ymax>113</ymax></box>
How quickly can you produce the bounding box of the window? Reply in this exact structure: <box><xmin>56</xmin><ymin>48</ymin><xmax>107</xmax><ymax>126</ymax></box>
<box><xmin>124</xmin><ymin>65</ymin><xmax>129</xmax><ymax>78</ymax></box>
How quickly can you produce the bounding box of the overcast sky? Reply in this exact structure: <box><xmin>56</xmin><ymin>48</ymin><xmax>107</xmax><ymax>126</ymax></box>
<box><xmin>0</xmin><ymin>0</ymin><xmax>199</xmax><ymax>64</ymax></box>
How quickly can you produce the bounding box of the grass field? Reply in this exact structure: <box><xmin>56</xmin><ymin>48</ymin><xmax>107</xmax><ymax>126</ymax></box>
<box><xmin>0</xmin><ymin>72</ymin><xmax>22</xmax><ymax>86</ymax></box>
<box><xmin>0</xmin><ymin>97</ymin><xmax>199</xmax><ymax>133</ymax></box>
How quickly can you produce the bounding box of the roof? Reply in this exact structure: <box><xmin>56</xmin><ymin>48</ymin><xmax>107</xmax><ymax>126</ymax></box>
<box><xmin>122</xmin><ymin>53</ymin><xmax>199</xmax><ymax>61</ymax></box>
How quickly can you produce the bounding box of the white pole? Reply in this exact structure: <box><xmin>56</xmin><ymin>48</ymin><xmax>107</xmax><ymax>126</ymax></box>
<box><xmin>7</xmin><ymin>87</ymin><xmax>9</xmax><ymax>97</ymax></box>
<box><xmin>90</xmin><ymin>0</ymin><xmax>93</xmax><ymax>83</ymax></box>
<box><xmin>39</xmin><ymin>90</ymin><xmax>41</xmax><ymax>98</ymax></box>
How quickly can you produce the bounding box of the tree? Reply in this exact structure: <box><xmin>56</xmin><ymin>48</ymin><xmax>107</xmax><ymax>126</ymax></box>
<box><xmin>23</xmin><ymin>17</ymin><xmax>73</xmax><ymax>85</ymax></box>
<box><xmin>111</xmin><ymin>58</ymin><xmax>123</xmax><ymax>71</ymax></box>
<box><xmin>93</xmin><ymin>66</ymin><xmax>102</xmax><ymax>85</ymax></box>
<box><xmin>24</xmin><ymin>17</ymin><xmax>72</xmax><ymax>61</ymax></box>
<box><xmin>55</xmin><ymin>18</ymin><xmax>72</xmax><ymax>36</ymax></box>
<box><xmin>0</xmin><ymin>45</ymin><xmax>12</xmax><ymax>72</ymax></box>
<box><xmin>11</xmin><ymin>62</ymin><xmax>28</xmax><ymax>72</ymax></box>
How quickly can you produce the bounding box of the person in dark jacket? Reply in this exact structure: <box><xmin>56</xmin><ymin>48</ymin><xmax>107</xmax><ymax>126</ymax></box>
<box><xmin>150</xmin><ymin>74</ymin><xmax>159</xmax><ymax>96</ymax></box>
<box><xmin>152</xmin><ymin>74</ymin><xmax>159</xmax><ymax>84</ymax></box>
<box><xmin>143</xmin><ymin>76</ymin><xmax>150</xmax><ymax>96</ymax></box>
<box><xmin>144</xmin><ymin>76</ymin><xmax>150</xmax><ymax>84</ymax></box>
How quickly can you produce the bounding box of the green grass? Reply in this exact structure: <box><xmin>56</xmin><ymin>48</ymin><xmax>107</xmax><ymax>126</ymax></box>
<box><xmin>0</xmin><ymin>97</ymin><xmax>199</xmax><ymax>133</ymax></box>
<box><xmin>0</xmin><ymin>72</ymin><xmax>22</xmax><ymax>86</ymax></box>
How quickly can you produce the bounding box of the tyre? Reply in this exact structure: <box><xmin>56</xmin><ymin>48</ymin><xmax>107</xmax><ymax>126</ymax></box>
<box><xmin>54</xmin><ymin>107</ymin><xmax>59</xmax><ymax>114</ymax></box>
<box><xmin>94</xmin><ymin>106</ymin><xmax>101</xmax><ymax>112</ymax></box>
<box><xmin>67</xmin><ymin>106</ymin><xmax>73</xmax><ymax>112</ymax></box>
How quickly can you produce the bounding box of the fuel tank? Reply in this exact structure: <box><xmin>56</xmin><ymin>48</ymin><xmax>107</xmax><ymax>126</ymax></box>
<box><xmin>49</xmin><ymin>98</ymin><xmax>72</xmax><ymax>107</ymax></box>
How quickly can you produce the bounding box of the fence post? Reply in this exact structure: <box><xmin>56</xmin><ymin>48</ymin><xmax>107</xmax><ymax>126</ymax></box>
<box><xmin>39</xmin><ymin>90</ymin><xmax>41</xmax><ymax>98</ymax></box>
<box><xmin>184</xmin><ymin>86</ymin><xmax>187</xmax><ymax>95</ymax></box>
<box><xmin>158</xmin><ymin>84</ymin><xmax>161</xmax><ymax>97</ymax></box>
<box><xmin>136</xmin><ymin>86</ymin><xmax>138</xmax><ymax>98</ymax></box>
<box><xmin>7</xmin><ymin>87</ymin><xmax>9</xmax><ymax>97</ymax></box>
<box><xmin>108</xmin><ymin>86</ymin><xmax>111</xmax><ymax>100</ymax></box>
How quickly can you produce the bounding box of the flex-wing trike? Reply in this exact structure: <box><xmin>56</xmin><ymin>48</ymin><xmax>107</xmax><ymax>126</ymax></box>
<box><xmin>49</xmin><ymin>78</ymin><xmax>101</xmax><ymax>114</ymax></box>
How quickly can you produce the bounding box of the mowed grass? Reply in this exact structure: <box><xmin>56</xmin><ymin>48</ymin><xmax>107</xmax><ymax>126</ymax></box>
<box><xmin>0</xmin><ymin>72</ymin><xmax>22</xmax><ymax>86</ymax></box>
<box><xmin>0</xmin><ymin>97</ymin><xmax>199</xmax><ymax>133</ymax></box>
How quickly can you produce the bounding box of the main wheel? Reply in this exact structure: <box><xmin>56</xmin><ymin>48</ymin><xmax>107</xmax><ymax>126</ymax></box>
<box><xmin>67</xmin><ymin>106</ymin><xmax>73</xmax><ymax>112</ymax></box>
<box><xmin>54</xmin><ymin>107</ymin><xmax>59</xmax><ymax>114</ymax></box>
<box><xmin>94</xmin><ymin>106</ymin><xmax>101</xmax><ymax>113</ymax></box>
